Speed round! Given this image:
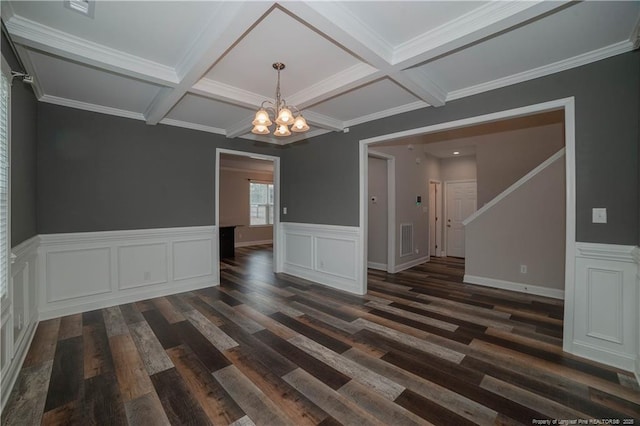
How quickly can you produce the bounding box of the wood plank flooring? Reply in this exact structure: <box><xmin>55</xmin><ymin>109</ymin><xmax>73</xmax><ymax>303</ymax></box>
<box><xmin>3</xmin><ymin>245</ymin><xmax>640</xmax><ymax>425</ymax></box>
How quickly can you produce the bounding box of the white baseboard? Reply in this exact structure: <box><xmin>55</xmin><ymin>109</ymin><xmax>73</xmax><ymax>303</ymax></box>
<box><xmin>394</xmin><ymin>255</ymin><xmax>430</xmax><ymax>273</ymax></box>
<box><xmin>281</xmin><ymin>222</ymin><xmax>363</xmax><ymax>295</ymax></box>
<box><xmin>570</xmin><ymin>340</ymin><xmax>637</xmax><ymax>373</ymax></box>
<box><xmin>367</xmin><ymin>261</ymin><xmax>387</xmax><ymax>271</ymax></box>
<box><xmin>235</xmin><ymin>239</ymin><xmax>273</xmax><ymax>248</ymax></box>
<box><xmin>38</xmin><ymin>226</ymin><xmax>219</xmax><ymax>320</ymax></box>
<box><xmin>464</xmin><ymin>274</ymin><xmax>565</xmax><ymax>300</ymax></box>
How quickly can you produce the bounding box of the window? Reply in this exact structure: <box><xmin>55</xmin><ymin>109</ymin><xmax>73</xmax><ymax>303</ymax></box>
<box><xmin>0</xmin><ymin>59</ymin><xmax>9</xmax><ymax>303</ymax></box>
<box><xmin>249</xmin><ymin>181</ymin><xmax>274</xmax><ymax>225</ymax></box>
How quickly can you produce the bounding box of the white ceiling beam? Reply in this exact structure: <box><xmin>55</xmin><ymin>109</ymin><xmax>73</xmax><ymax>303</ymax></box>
<box><xmin>391</xmin><ymin>68</ymin><xmax>446</xmax><ymax>107</ymax></box>
<box><xmin>301</xmin><ymin>111</ymin><xmax>345</xmax><ymax>132</ymax></box>
<box><xmin>225</xmin><ymin>116</ymin><xmax>255</xmax><ymax>139</ymax></box>
<box><xmin>391</xmin><ymin>0</ymin><xmax>572</xmax><ymax>69</ymax></box>
<box><xmin>144</xmin><ymin>2</ymin><xmax>273</xmax><ymax>125</ymax></box>
<box><xmin>190</xmin><ymin>78</ymin><xmax>265</xmax><ymax>110</ymax></box>
<box><xmin>280</xmin><ymin>1</ymin><xmax>393</xmax><ymax>71</ymax></box>
<box><xmin>5</xmin><ymin>15</ymin><xmax>178</xmax><ymax>87</ymax></box>
<box><xmin>288</xmin><ymin>63</ymin><xmax>383</xmax><ymax>109</ymax></box>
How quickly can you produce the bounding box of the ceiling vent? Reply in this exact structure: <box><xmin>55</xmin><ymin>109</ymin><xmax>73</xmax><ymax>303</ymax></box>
<box><xmin>64</xmin><ymin>0</ymin><xmax>95</xmax><ymax>18</ymax></box>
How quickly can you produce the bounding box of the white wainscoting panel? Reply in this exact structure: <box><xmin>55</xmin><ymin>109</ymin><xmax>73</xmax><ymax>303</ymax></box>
<box><xmin>118</xmin><ymin>243</ymin><xmax>168</xmax><ymax>290</ymax></box>
<box><xmin>39</xmin><ymin>226</ymin><xmax>218</xmax><ymax>320</ymax></box>
<box><xmin>284</xmin><ymin>232</ymin><xmax>313</xmax><ymax>269</ymax></box>
<box><xmin>571</xmin><ymin>242</ymin><xmax>638</xmax><ymax>371</ymax></box>
<box><xmin>634</xmin><ymin>247</ymin><xmax>640</xmax><ymax>384</ymax></box>
<box><xmin>173</xmin><ymin>239</ymin><xmax>213</xmax><ymax>281</ymax></box>
<box><xmin>281</xmin><ymin>223</ymin><xmax>363</xmax><ymax>294</ymax></box>
<box><xmin>46</xmin><ymin>248</ymin><xmax>112</xmax><ymax>302</ymax></box>
<box><xmin>1</xmin><ymin>236</ymin><xmax>40</xmax><ymax>412</ymax></box>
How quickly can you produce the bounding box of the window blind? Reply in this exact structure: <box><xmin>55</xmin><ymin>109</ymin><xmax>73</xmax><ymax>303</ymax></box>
<box><xmin>0</xmin><ymin>71</ymin><xmax>9</xmax><ymax>300</ymax></box>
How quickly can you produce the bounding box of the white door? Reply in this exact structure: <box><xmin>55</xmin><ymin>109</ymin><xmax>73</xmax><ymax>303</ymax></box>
<box><xmin>445</xmin><ymin>181</ymin><xmax>477</xmax><ymax>258</ymax></box>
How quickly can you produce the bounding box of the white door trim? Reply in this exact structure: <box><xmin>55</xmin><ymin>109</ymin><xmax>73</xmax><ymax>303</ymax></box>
<box><xmin>368</xmin><ymin>150</ymin><xmax>396</xmax><ymax>274</ymax></box>
<box><xmin>443</xmin><ymin>179</ymin><xmax>477</xmax><ymax>258</ymax></box>
<box><xmin>215</xmin><ymin>149</ymin><xmax>282</xmax><ymax>278</ymax></box>
<box><xmin>428</xmin><ymin>179</ymin><xmax>442</xmax><ymax>258</ymax></box>
<box><xmin>358</xmin><ymin>97</ymin><xmax>576</xmax><ymax>355</ymax></box>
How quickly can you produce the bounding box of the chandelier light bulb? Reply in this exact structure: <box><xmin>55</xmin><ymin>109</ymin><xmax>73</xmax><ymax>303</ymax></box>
<box><xmin>253</xmin><ymin>62</ymin><xmax>309</xmax><ymax>137</ymax></box>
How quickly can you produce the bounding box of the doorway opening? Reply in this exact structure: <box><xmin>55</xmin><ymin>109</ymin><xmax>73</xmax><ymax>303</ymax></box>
<box><xmin>215</xmin><ymin>149</ymin><xmax>281</xmax><ymax>285</ymax></box>
<box><xmin>359</xmin><ymin>97</ymin><xmax>575</xmax><ymax>352</ymax></box>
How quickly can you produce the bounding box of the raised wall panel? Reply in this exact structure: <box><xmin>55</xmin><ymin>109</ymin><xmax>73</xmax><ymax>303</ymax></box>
<box><xmin>586</xmin><ymin>268</ymin><xmax>623</xmax><ymax>343</ymax></box>
<box><xmin>572</xmin><ymin>243</ymin><xmax>638</xmax><ymax>371</ymax></box>
<box><xmin>46</xmin><ymin>248</ymin><xmax>112</xmax><ymax>302</ymax></box>
<box><xmin>284</xmin><ymin>233</ymin><xmax>313</xmax><ymax>269</ymax></box>
<box><xmin>315</xmin><ymin>236</ymin><xmax>357</xmax><ymax>279</ymax></box>
<box><xmin>173</xmin><ymin>239</ymin><xmax>213</xmax><ymax>281</ymax></box>
<box><xmin>281</xmin><ymin>223</ymin><xmax>363</xmax><ymax>295</ymax></box>
<box><xmin>118</xmin><ymin>243</ymin><xmax>168</xmax><ymax>289</ymax></box>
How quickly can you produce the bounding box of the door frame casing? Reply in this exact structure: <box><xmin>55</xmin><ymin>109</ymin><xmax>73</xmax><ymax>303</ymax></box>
<box><xmin>367</xmin><ymin>150</ymin><xmax>396</xmax><ymax>274</ymax></box>
<box><xmin>443</xmin><ymin>179</ymin><xmax>477</xmax><ymax>258</ymax></box>
<box><xmin>358</xmin><ymin>97</ymin><xmax>576</xmax><ymax>353</ymax></box>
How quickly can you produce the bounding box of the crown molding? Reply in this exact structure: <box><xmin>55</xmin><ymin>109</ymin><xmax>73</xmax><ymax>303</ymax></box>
<box><xmin>392</xmin><ymin>1</ymin><xmax>569</xmax><ymax>68</ymax></box>
<box><xmin>225</xmin><ymin>116</ymin><xmax>255</xmax><ymax>139</ymax></box>
<box><xmin>13</xmin><ymin>45</ymin><xmax>44</xmax><ymax>99</ymax></box>
<box><xmin>5</xmin><ymin>15</ymin><xmax>178</xmax><ymax>87</ymax></box>
<box><xmin>39</xmin><ymin>94</ymin><xmax>145</xmax><ymax>121</ymax></box>
<box><xmin>447</xmin><ymin>40</ymin><xmax>635</xmax><ymax>102</ymax></box>
<box><xmin>159</xmin><ymin>118</ymin><xmax>226</xmax><ymax>136</ymax></box>
<box><xmin>344</xmin><ymin>100</ymin><xmax>427</xmax><ymax>128</ymax></box>
<box><xmin>631</xmin><ymin>13</ymin><xmax>640</xmax><ymax>49</ymax></box>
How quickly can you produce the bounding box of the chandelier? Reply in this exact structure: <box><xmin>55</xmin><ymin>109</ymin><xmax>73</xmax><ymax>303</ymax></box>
<box><xmin>251</xmin><ymin>62</ymin><xmax>309</xmax><ymax>137</ymax></box>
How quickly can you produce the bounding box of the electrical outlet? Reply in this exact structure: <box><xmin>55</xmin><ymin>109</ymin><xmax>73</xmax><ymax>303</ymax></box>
<box><xmin>520</xmin><ymin>264</ymin><xmax>527</xmax><ymax>274</ymax></box>
<box><xmin>144</xmin><ymin>271</ymin><xmax>151</xmax><ymax>281</ymax></box>
<box><xmin>283</xmin><ymin>207</ymin><xmax>288</xmax><ymax>215</ymax></box>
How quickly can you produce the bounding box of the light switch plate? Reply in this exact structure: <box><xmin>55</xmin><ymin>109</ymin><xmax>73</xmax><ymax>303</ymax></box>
<box><xmin>592</xmin><ymin>207</ymin><xmax>607</xmax><ymax>224</ymax></box>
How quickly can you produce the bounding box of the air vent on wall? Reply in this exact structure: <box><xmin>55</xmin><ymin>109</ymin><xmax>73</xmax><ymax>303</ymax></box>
<box><xmin>64</xmin><ymin>0</ymin><xmax>95</xmax><ymax>18</ymax></box>
<box><xmin>400</xmin><ymin>223</ymin><xmax>414</xmax><ymax>257</ymax></box>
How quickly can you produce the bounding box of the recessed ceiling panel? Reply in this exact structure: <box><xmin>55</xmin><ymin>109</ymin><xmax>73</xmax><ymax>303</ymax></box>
<box><xmin>341</xmin><ymin>1</ymin><xmax>487</xmax><ymax>47</ymax></box>
<box><xmin>29</xmin><ymin>50</ymin><xmax>161</xmax><ymax>113</ymax></box>
<box><xmin>309</xmin><ymin>78</ymin><xmax>420</xmax><ymax>122</ymax></box>
<box><xmin>205</xmin><ymin>7</ymin><xmax>361</xmax><ymax>99</ymax></box>
<box><xmin>8</xmin><ymin>1</ymin><xmax>220</xmax><ymax>66</ymax></box>
<box><xmin>419</xmin><ymin>1</ymin><xmax>640</xmax><ymax>93</ymax></box>
<box><xmin>167</xmin><ymin>94</ymin><xmax>253</xmax><ymax>130</ymax></box>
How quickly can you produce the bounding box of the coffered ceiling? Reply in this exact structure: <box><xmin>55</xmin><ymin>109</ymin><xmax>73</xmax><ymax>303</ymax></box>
<box><xmin>2</xmin><ymin>1</ymin><xmax>639</xmax><ymax>145</ymax></box>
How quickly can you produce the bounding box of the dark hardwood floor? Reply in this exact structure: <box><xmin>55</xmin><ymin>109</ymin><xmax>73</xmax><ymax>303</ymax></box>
<box><xmin>3</xmin><ymin>245</ymin><xmax>639</xmax><ymax>425</ymax></box>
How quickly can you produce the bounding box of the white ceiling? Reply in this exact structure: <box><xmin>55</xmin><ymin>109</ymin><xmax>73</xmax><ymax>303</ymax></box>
<box><xmin>3</xmin><ymin>1</ymin><xmax>639</xmax><ymax>145</ymax></box>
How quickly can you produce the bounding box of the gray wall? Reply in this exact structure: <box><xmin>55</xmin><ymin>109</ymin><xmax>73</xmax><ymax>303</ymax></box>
<box><xmin>219</xmin><ymin>168</ymin><xmax>274</xmax><ymax>245</ymax></box>
<box><xmin>475</xmin><ymin>123</ymin><xmax>564</xmax><ymax>207</ymax></box>
<box><xmin>281</xmin><ymin>51</ymin><xmax>639</xmax><ymax>245</ymax></box>
<box><xmin>2</xmin><ymin>33</ymin><xmax>38</xmax><ymax>246</ymax></box>
<box><xmin>37</xmin><ymin>103</ymin><xmax>283</xmax><ymax>233</ymax></box>
<box><xmin>466</xmin><ymin>156</ymin><xmax>566</xmax><ymax>289</ymax></box>
<box><xmin>440</xmin><ymin>155</ymin><xmax>477</xmax><ymax>183</ymax></box>
<box><xmin>367</xmin><ymin>156</ymin><xmax>388</xmax><ymax>266</ymax></box>
<box><xmin>373</xmin><ymin>145</ymin><xmax>430</xmax><ymax>266</ymax></box>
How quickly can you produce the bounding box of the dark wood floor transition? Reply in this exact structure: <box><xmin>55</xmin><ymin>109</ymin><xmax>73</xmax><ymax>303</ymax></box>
<box><xmin>3</xmin><ymin>245</ymin><xmax>639</xmax><ymax>425</ymax></box>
